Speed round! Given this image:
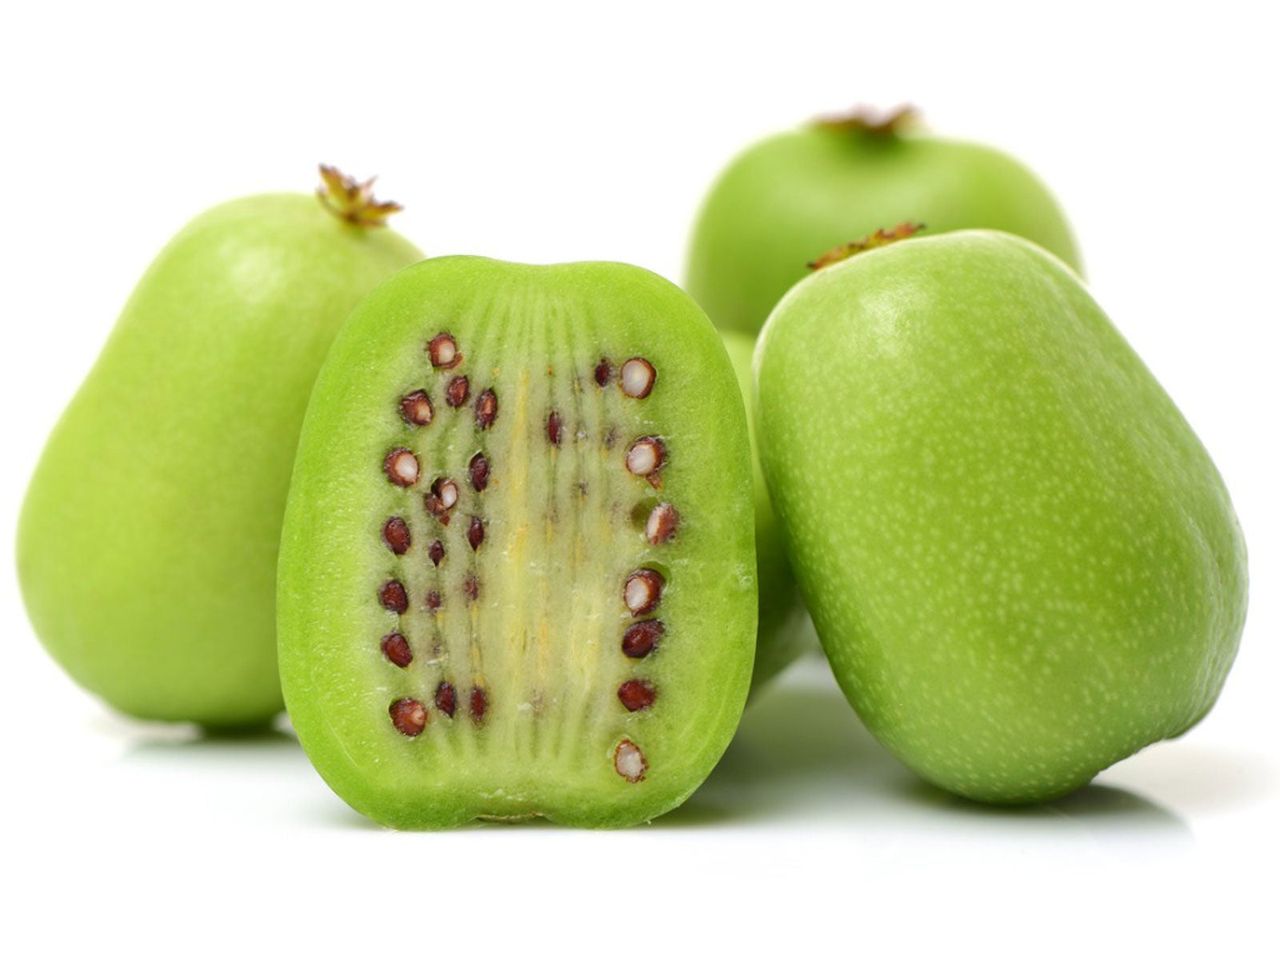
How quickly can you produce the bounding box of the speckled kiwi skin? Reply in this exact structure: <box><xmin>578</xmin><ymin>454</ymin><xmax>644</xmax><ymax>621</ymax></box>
<box><xmin>686</xmin><ymin>124</ymin><xmax>1080</xmax><ymax>334</ymax></box>
<box><xmin>720</xmin><ymin>331</ymin><xmax>814</xmax><ymax>692</ymax></box>
<box><xmin>278</xmin><ymin>256</ymin><xmax>756</xmax><ymax>828</ymax></box>
<box><xmin>16</xmin><ymin>195</ymin><xmax>421</xmax><ymax>726</ymax></box>
<box><xmin>755</xmin><ymin>230</ymin><xmax>1247</xmax><ymax>804</ymax></box>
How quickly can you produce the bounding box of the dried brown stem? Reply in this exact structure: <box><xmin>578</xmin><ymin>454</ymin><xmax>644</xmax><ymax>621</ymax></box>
<box><xmin>316</xmin><ymin>164</ymin><xmax>403</xmax><ymax>227</ymax></box>
<box><xmin>807</xmin><ymin>222</ymin><xmax>925</xmax><ymax>271</ymax></box>
<box><xmin>812</xmin><ymin>104</ymin><xmax>919</xmax><ymax>136</ymax></box>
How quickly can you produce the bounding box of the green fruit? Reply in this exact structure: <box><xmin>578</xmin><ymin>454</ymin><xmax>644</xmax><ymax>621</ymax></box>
<box><xmin>278</xmin><ymin>256</ymin><xmax>756</xmax><ymax>828</ymax></box>
<box><xmin>720</xmin><ymin>330</ymin><xmax>810</xmax><ymax>692</ymax></box>
<box><xmin>686</xmin><ymin>107</ymin><xmax>1081</xmax><ymax>334</ymax></box>
<box><xmin>17</xmin><ymin>168</ymin><xmax>422</xmax><ymax>727</ymax></box>
<box><xmin>755</xmin><ymin>229</ymin><xmax>1247</xmax><ymax>803</ymax></box>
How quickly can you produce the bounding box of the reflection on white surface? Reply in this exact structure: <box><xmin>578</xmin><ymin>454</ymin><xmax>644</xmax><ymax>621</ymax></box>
<box><xmin>674</xmin><ymin>659</ymin><xmax>1193</xmax><ymax>845</ymax></box>
<box><xmin>99</xmin><ymin>656</ymin><xmax>1274</xmax><ymax>848</ymax></box>
<box><xmin>18</xmin><ymin>624</ymin><xmax>1254</xmax><ymax>960</ymax></box>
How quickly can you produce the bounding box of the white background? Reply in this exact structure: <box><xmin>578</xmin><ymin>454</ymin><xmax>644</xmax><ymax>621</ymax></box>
<box><xmin>2</xmin><ymin>2</ymin><xmax>1276</xmax><ymax>956</ymax></box>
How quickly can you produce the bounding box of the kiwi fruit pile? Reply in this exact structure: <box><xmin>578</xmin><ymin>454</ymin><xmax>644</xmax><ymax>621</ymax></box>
<box><xmin>17</xmin><ymin>111</ymin><xmax>1248</xmax><ymax>826</ymax></box>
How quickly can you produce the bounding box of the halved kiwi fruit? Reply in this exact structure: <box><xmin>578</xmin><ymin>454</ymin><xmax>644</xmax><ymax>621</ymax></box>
<box><xmin>278</xmin><ymin>256</ymin><xmax>757</xmax><ymax>827</ymax></box>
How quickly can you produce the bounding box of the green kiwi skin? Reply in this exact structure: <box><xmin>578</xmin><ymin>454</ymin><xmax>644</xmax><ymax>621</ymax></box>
<box><xmin>17</xmin><ymin>194</ymin><xmax>422</xmax><ymax>727</ymax></box>
<box><xmin>755</xmin><ymin>230</ymin><xmax>1246</xmax><ymax>803</ymax></box>
<box><xmin>686</xmin><ymin>121</ymin><xmax>1081</xmax><ymax>334</ymax></box>
<box><xmin>278</xmin><ymin>256</ymin><xmax>757</xmax><ymax>828</ymax></box>
<box><xmin>719</xmin><ymin>331</ymin><xmax>812</xmax><ymax>693</ymax></box>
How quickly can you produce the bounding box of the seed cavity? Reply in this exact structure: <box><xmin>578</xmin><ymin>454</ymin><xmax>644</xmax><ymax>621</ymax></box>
<box><xmin>622</xmin><ymin>619</ymin><xmax>664</xmax><ymax>659</ymax></box>
<box><xmin>469</xmin><ymin>452</ymin><xmax>490</xmax><ymax>491</ymax></box>
<box><xmin>625</xmin><ymin>436</ymin><xmax>666</xmax><ymax>482</ymax></box>
<box><xmin>376</xmin><ymin>337</ymin><xmax>675</xmax><ymax>772</ymax></box>
<box><xmin>645</xmin><ymin>503</ymin><xmax>679</xmax><ymax>544</ymax></box>
<box><xmin>446</xmin><ymin>376</ymin><xmax>470</xmax><ymax>408</ymax></box>
<box><xmin>381</xmin><ymin>632</ymin><xmax>413</xmax><ymax>668</ymax></box>
<box><xmin>389</xmin><ymin>698</ymin><xmax>428</xmax><ymax>737</ymax></box>
<box><xmin>614</xmin><ymin>739</ymin><xmax>647</xmax><ymax>782</ymax></box>
<box><xmin>623</xmin><ymin>569</ymin><xmax>665</xmax><ymax>615</ymax></box>
<box><xmin>425</xmin><ymin>477</ymin><xmax>460</xmax><ymax>522</ymax></box>
<box><xmin>435</xmin><ymin>681</ymin><xmax>457</xmax><ymax>717</ymax></box>
<box><xmin>383</xmin><ymin>448</ymin><xmax>420</xmax><ymax>487</ymax></box>
<box><xmin>620</xmin><ymin>357</ymin><xmax>656</xmax><ymax>399</ymax></box>
<box><xmin>617</xmin><ymin>679</ymin><xmax>657</xmax><ymax>712</ymax></box>
<box><xmin>428</xmin><ymin>333</ymin><xmax>461</xmax><ymax>369</ymax></box>
<box><xmin>400</xmin><ymin>389</ymin><xmax>434</xmax><ymax>426</ymax></box>
<box><xmin>379</xmin><ymin>579</ymin><xmax>409</xmax><ymax>614</ymax></box>
<box><xmin>475</xmin><ymin>388</ymin><xmax>498</xmax><ymax>429</ymax></box>
<box><xmin>382</xmin><ymin>517</ymin><xmax>411</xmax><ymax>555</ymax></box>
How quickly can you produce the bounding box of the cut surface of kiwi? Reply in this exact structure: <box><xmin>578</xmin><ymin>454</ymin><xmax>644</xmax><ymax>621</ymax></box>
<box><xmin>278</xmin><ymin>256</ymin><xmax>757</xmax><ymax>827</ymax></box>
